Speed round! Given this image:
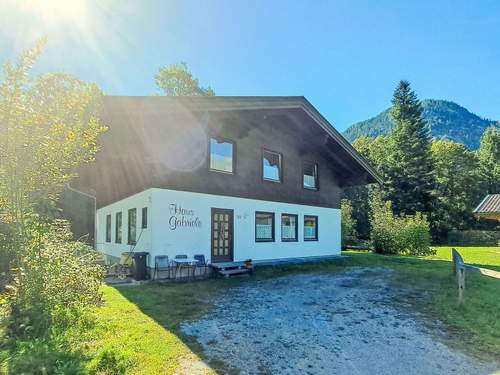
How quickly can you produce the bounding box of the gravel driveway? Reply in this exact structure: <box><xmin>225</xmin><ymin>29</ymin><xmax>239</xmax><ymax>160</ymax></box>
<box><xmin>182</xmin><ymin>268</ymin><xmax>499</xmax><ymax>375</ymax></box>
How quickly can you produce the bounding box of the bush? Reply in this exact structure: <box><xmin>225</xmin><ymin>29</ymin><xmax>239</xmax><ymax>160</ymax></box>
<box><xmin>370</xmin><ymin>194</ymin><xmax>434</xmax><ymax>256</ymax></box>
<box><xmin>6</xmin><ymin>220</ymin><xmax>104</xmax><ymax>338</ymax></box>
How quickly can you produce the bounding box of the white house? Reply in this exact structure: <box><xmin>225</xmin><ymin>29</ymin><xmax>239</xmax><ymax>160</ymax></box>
<box><xmin>73</xmin><ymin>96</ymin><xmax>380</xmax><ymax>267</ymax></box>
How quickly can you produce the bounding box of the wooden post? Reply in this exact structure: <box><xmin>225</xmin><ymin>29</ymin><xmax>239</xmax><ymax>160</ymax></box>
<box><xmin>458</xmin><ymin>266</ymin><xmax>465</xmax><ymax>305</ymax></box>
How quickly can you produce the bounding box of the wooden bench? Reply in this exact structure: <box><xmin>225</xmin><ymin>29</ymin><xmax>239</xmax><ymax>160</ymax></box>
<box><xmin>451</xmin><ymin>248</ymin><xmax>500</xmax><ymax>305</ymax></box>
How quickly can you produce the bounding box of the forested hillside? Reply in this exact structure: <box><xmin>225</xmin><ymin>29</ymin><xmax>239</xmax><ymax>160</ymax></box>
<box><xmin>343</xmin><ymin>99</ymin><xmax>498</xmax><ymax>149</ymax></box>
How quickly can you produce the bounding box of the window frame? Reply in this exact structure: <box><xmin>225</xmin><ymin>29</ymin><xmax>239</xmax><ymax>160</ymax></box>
<box><xmin>261</xmin><ymin>149</ymin><xmax>283</xmax><ymax>183</ymax></box>
<box><xmin>255</xmin><ymin>211</ymin><xmax>275</xmax><ymax>242</ymax></box>
<box><xmin>281</xmin><ymin>213</ymin><xmax>298</xmax><ymax>242</ymax></box>
<box><xmin>105</xmin><ymin>214</ymin><xmax>111</xmax><ymax>243</ymax></box>
<box><xmin>208</xmin><ymin>136</ymin><xmax>236</xmax><ymax>175</ymax></box>
<box><xmin>115</xmin><ymin>212</ymin><xmax>122</xmax><ymax>244</ymax></box>
<box><xmin>304</xmin><ymin>215</ymin><xmax>319</xmax><ymax>241</ymax></box>
<box><xmin>128</xmin><ymin>208</ymin><xmax>137</xmax><ymax>245</ymax></box>
<box><xmin>141</xmin><ymin>207</ymin><xmax>148</xmax><ymax>229</ymax></box>
<box><xmin>303</xmin><ymin>161</ymin><xmax>319</xmax><ymax>191</ymax></box>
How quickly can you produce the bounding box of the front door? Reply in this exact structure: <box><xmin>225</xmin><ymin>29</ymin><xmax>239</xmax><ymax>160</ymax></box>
<box><xmin>211</xmin><ymin>208</ymin><xmax>234</xmax><ymax>263</ymax></box>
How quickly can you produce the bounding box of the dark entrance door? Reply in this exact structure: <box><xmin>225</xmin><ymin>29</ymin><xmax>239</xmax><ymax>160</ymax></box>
<box><xmin>211</xmin><ymin>208</ymin><xmax>234</xmax><ymax>263</ymax></box>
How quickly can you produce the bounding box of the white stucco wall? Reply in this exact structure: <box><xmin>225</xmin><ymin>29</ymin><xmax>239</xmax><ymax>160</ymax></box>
<box><xmin>151</xmin><ymin>188</ymin><xmax>340</xmax><ymax>263</ymax></box>
<box><xmin>96</xmin><ymin>189</ymin><xmax>152</xmax><ymax>259</ymax></box>
<box><xmin>96</xmin><ymin>188</ymin><xmax>341</xmax><ymax>265</ymax></box>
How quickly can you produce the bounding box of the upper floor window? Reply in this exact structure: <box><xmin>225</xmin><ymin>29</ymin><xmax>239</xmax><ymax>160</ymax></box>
<box><xmin>115</xmin><ymin>212</ymin><xmax>122</xmax><ymax>243</ymax></box>
<box><xmin>142</xmin><ymin>207</ymin><xmax>148</xmax><ymax>229</ymax></box>
<box><xmin>128</xmin><ymin>208</ymin><xmax>137</xmax><ymax>245</ymax></box>
<box><xmin>255</xmin><ymin>211</ymin><xmax>275</xmax><ymax>242</ymax></box>
<box><xmin>209</xmin><ymin>137</ymin><xmax>234</xmax><ymax>174</ymax></box>
<box><xmin>303</xmin><ymin>162</ymin><xmax>318</xmax><ymax>190</ymax></box>
<box><xmin>262</xmin><ymin>150</ymin><xmax>282</xmax><ymax>182</ymax></box>
<box><xmin>106</xmin><ymin>214</ymin><xmax>111</xmax><ymax>243</ymax></box>
<box><xmin>281</xmin><ymin>213</ymin><xmax>298</xmax><ymax>242</ymax></box>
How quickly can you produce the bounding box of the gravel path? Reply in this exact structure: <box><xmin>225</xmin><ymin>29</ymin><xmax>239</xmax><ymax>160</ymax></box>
<box><xmin>182</xmin><ymin>268</ymin><xmax>499</xmax><ymax>375</ymax></box>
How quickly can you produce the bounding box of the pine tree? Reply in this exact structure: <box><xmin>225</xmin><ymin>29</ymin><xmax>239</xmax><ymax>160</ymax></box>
<box><xmin>385</xmin><ymin>81</ymin><xmax>435</xmax><ymax>217</ymax></box>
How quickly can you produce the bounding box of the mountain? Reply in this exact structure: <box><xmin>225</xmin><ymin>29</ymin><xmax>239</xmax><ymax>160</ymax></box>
<box><xmin>343</xmin><ymin>99</ymin><xmax>498</xmax><ymax>149</ymax></box>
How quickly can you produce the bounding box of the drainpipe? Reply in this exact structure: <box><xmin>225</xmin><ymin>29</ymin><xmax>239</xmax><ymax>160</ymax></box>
<box><xmin>66</xmin><ymin>183</ymin><xmax>97</xmax><ymax>249</ymax></box>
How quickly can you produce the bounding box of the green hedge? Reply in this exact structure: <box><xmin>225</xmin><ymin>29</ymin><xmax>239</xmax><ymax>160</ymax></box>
<box><xmin>447</xmin><ymin>230</ymin><xmax>500</xmax><ymax>246</ymax></box>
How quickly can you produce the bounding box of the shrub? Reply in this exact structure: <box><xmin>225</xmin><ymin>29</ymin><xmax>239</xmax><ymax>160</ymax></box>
<box><xmin>370</xmin><ymin>193</ymin><xmax>434</xmax><ymax>256</ymax></box>
<box><xmin>6</xmin><ymin>220</ymin><xmax>105</xmax><ymax>338</ymax></box>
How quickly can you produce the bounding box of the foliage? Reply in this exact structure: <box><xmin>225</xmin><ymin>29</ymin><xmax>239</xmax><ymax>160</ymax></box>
<box><xmin>0</xmin><ymin>38</ymin><xmax>107</xmax><ymax>268</ymax></box>
<box><xmin>447</xmin><ymin>230</ymin><xmax>500</xmax><ymax>246</ymax></box>
<box><xmin>369</xmin><ymin>192</ymin><xmax>433</xmax><ymax>256</ymax></box>
<box><xmin>430</xmin><ymin>140</ymin><xmax>482</xmax><ymax>239</ymax></box>
<box><xmin>477</xmin><ymin>126</ymin><xmax>500</xmax><ymax>194</ymax></box>
<box><xmin>341</xmin><ymin>199</ymin><xmax>357</xmax><ymax>245</ymax></box>
<box><xmin>6</xmin><ymin>221</ymin><xmax>104</xmax><ymax>338</ymax></box>
<box><xmin>385</xmin><ymin>80</ymin><xmax>435</xmax><ymax>217</ymax></box>
<box><xmin>343</xmin><ymin>99</ymin><xmax>497</xmax><ymax>150</ymax></box>
<box><xmin>155</xmin><ymin>62</ymin><xmax>215</xmax><ymax>96</ymax></box>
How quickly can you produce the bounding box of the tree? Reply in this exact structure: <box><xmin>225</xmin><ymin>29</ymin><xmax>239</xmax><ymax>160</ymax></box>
<box><xmin>385</xmin><ymin>80</ymin><xmax>435</xmax><ymax>217</ymax></box>
<box><xmin>430</xmin><ymin>140</ymin><xmax>482</xmax><ymax>239</ymax></box>
<box><xmin>155</xmin><ymin>62</ymin><xmax>215</xmax><ymax>96</ymax></box>
<box><xmin>477</xmin><ymin>126</ymin><xmax>500</xmax><ymax>194</ymax></box>
<box><xmin>344</xmin><ymin>136</ymin><xmax>391</xmax><ymax>238</ymax></box>
<box><xmin>341</xmin><ymin>199</ymin><xmax>357</xmax><ymax>246</ymax></box>
<box><xmin>0</xmin><ymin>38</ymin><xmax>107</xmax><ymax>265</ymax></box>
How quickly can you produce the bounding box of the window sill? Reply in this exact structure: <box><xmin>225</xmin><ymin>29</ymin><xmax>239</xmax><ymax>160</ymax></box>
<box><xmin>304</xmin><ymin>238</ymin><xmax>318</xmax><ymax>242</ymax></box>
<box><xmin>303</xmin><ymin>186</ymin><xmax>318</xmax><ymax>191</ymax></box>
<box><xmin>209</xmin><ymin>168</ymin><xmax>235</xmax><ymax>175</ymax></box>
<box><xmin>256</xmin><ymin>239</ymin><xmax>275</xmax><ymax>243</ymax></box>
<box><xmin>282</xmin><ymin>239</ymin><xmax>298</xmax><ymax>242</ymax></box>
<box><xmin>263</xmin><ymin>178</ymin><xmax>282</xmax><ymax>184</ymax></box>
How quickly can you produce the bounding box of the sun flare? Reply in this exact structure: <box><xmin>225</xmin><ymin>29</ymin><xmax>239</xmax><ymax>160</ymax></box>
<box><xmin>21</xmin><ymin>0</ymin><xmax>89</xmax><ymax>24</ymax></box>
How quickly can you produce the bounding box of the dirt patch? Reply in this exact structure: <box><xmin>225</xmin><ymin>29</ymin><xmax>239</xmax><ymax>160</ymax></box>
<box><xmin>182</xmin><ymin>268</ymin><xmax>499</xmax><ymax>374</ymax></box>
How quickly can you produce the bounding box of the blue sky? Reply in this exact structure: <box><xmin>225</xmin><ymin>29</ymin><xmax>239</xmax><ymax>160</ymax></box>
<box><xmin>1</xmin><ymin>0</ymin><xmax>499</xmax><ymax>131</ymax></box>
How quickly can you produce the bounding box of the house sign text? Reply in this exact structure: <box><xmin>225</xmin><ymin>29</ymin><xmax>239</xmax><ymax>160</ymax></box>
<box><xmin>169</xmin><ymin>204</ymin><xmax>202</xmax><ymax>230</ymax></box>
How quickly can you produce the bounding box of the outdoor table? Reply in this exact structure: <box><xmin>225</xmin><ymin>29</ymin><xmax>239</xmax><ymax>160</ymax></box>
<box><xmin>173</xmin><ymin>258</ymin><xmax>198</xmax><ymax>280</ymax></box>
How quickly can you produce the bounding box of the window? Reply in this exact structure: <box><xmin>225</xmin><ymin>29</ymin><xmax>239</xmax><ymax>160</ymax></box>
<box><xmin>262</xmin><ymin>150</ymin><xmax>282</xmax><ymax>182</ymax></box>
<box><xmin>105</xmin><ymin>214</ymin><xmax>111</xmax><ymax>243</ymax></box>
<box><xmin>128</xmin><ymin>208</ymin><xmax>137</xmax><ymax>245</ymax></box>
<box><xmin>142</xmin><ymin>207</ymin><xmax>148</xmax><ymax>229</ymax></box>
<box><xmin>209</xmin><ymin>137</ymin><xmax>234</xmax><ymax>173</ymax></box>
<box><xmin>281</xmin><ymin>214</ymin><xmax>298</xmax><ymax>242</ymax></box>
<box><xmin>304</xmin><ymin>215</ymin><xmax>318</xmax><ymax>241</ymax></box>
<box><xmin>115</xmin><ymin>212</ymin><xmax>122</xmax><ymax>243</ymax></box>
<box><xmin>255</xmin><ymin>212</ymin><xmax>275</xmax><ymax>242</ymax></box>
<box><xmin>303</xmin><ymin>162</ymin><xmax>318</xmax><ymax>190</ymax></box>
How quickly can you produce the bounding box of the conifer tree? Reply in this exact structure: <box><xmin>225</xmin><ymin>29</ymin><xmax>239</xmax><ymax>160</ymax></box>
<box><xmin>385</xmin><ymin>80</ymin><xmax>435</xmax><ymax>217</ymax></box>
<box><xmin>477</xmin><ymin>126</ymin><xmax>500</xmax><ymax>194</ymax></box>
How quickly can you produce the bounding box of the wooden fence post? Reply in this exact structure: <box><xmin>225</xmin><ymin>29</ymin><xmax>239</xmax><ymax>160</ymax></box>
<box><xmin>457</xmin><ymin>266</ymin><xmax>465</xmax><ymax>305</ymax></box>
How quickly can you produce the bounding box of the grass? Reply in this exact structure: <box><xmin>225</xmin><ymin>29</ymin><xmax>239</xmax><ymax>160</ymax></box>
<box><xmin>1</xmin><ymin>246</ymin><xmax>499</xmax><ymax>373</ymax></box>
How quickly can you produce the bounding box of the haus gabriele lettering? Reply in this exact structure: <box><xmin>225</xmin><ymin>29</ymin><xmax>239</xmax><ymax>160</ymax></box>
<box><xmin>168</xmin><ymin>203</ymin><xmax>202</xmax><ymax>230</ymax></box>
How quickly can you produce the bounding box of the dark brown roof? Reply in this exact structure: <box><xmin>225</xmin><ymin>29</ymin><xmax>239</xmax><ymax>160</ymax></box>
<box><xmin>473</xmin><ymin>194</ymin><xmax>500</xmax><ymax>214</ymax></box>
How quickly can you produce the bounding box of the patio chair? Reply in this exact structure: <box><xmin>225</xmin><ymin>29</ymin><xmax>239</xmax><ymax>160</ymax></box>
<box><xmin>193</xmin><ymin>254</ymin><xmax>208</xmax><ymax>278</ymax></box>
<box><xmin>174</xmin><ymin>254</ymin><xmax>189</xmax><ymax>280</ymax></box>
<box><xmin>153</xmin><ymin>255</ymin><xmax>170</xmax><ymax>280</ymax></box>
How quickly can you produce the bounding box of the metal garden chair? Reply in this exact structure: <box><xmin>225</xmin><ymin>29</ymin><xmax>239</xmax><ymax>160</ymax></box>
<box><xmin>153</xmin><ymin>255</ymin><xmax>170</xmax><ymax>280</ymax></box>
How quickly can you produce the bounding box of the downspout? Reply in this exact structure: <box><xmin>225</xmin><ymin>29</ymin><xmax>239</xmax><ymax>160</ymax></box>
<box><xmin>66</xmin><ymin>183</ymin><xmax>97</xmax><ymax>249</ymax></box>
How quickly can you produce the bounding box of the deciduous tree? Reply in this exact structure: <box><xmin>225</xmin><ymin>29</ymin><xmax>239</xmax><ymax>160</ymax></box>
<box><xmin>155</xmin><ymin>62</ymin><xmax>215</xmax><ymax>96</ymax></box>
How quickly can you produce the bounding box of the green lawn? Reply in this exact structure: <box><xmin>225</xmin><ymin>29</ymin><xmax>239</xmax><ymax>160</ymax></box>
<box><xmin>1</xmin><ymin>246</ymin><xmax>499</xmax><ymax>374</ymax></box>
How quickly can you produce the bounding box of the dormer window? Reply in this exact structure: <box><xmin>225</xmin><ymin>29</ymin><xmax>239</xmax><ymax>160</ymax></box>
<box><xmin>209</xmin><ymin>137</ymin><xmax>235</xmax><ymax>174</ymax></box>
